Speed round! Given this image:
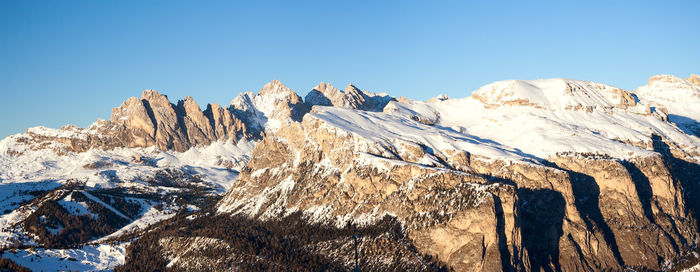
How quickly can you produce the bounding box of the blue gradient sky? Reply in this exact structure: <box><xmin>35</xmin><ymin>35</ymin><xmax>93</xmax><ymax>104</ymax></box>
<box><xmin>1</xmin><ymin>0</ymin><xmax>699</xmax><ymax>138</ymax></box>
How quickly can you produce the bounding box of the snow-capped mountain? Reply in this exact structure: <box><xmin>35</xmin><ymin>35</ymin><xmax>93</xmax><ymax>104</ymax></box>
<box><xmin>385</xmin><ymin>77</ymin><xmax>699</xmax><ymax>159</ymax></box>
<box><xmin>304</xmin><ymin>81</ymin><xmax>395</xmax><ymax>112</ymax></box>
<box><xmin>229</xmin><ymin>79</ymin><xmax>308</xmax><ymax>135</ymax></box>
<box><xmin>1</xmin><ymin>75</ymin><xmax>699</xmax><ymax>271</ymax></box>
<box><xmin>634</xmin><ymin>74</ymin><xmax>700</xmax><ymax>137</ymax></box>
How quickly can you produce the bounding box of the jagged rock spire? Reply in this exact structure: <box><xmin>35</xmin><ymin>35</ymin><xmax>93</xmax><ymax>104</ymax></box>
<box><xmin>108</xmin><ymin>90</ymin><xmax>250</xmax><ymax>152</ymax></box>
<box><xmin>305</xmin><ymin>82</ymin><xmax>394</xmax><ymax>112</ymax></box>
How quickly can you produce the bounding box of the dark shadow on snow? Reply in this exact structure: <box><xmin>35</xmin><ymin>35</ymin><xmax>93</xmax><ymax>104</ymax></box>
<box><xmin>667</xmin><ymin>114</ymin><xmax>700</xmax><ymax>138</ymax></box>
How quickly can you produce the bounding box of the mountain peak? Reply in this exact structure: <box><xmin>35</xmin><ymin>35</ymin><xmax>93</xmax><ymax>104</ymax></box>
<box><xmin>305</xmin><ymin>82</ymin><xmax>343</xmax><ymax>108</ymax></box>
<box><xmin>346</xmin><ymin>83</ymin><xmax>359</xmax><ymax>92</ymax></box>
<box><xmin>258</xmin><ymin>80</ymin><xmax>294</xmax><ymax>96</ymax></box>
<box><xmin>229</xmin><ymin>80</ymin><xmax>307</xmax><ymax>135</ymax></box>
<box><xmin>305</xmin><ymin>82</ymin><xmax>394</xmax><ymax>112</ymax></box>
<box><xmin>637</xmin><ymin>74</ymin><xmax>700</xmax><ymax>96</ymax></box>
<box><xmin>141</xmin><ymin>89</ymin><xmax>167</xmax><ymax>101</ymax></box>
<box><xmin>686</xmin><ymin>74</ymin><xmax>700</xmax><ymax>87</ymax></box>
<box><xmin>3</xmin><ymin>75</ymin><xmax>700</xmax><ymax>272</ymax></box>
<box><xmin>647</xmin><ymin>74</ymin><xmax>686</xmax><ymax>86</ymax></box>
<box><xmin>313</xmin><ymin>82</ymin><xmax>342</xmax><ymax>94</ymax></box>
<box><xmin>471</xmin><ymin>78</ymin><xmax>636</xmax><ymax>111</ymax></box>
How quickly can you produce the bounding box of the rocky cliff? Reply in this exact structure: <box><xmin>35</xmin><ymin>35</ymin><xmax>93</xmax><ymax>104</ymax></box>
<box><xmin>305</xmin><ymin>82</ymin><xmax>395</xmax><ymax>112</ymax></box>
<box><xmin>2</xmin><ymin>75</ymin><xmax>700</xmax><ymax>271</ymax></box>
<box><xmin>7</xmin><ymin>80</ymin><xmax>311</xmax><ymax>154</ymax></box>
<box><xmin>216</xmin><ymin>76</ymin><xmax>700</xmax><ymax>271</ymax></box>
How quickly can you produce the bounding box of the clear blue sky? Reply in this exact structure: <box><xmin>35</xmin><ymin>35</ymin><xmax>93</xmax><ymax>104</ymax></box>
<box><xmin>1</xmin><ymin>0</ymin><xmax>698</xmax><ymax>138</ymax></box>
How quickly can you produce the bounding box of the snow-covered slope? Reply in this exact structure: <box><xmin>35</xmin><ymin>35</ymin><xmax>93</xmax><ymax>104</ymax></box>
<box><xmin>471</xmin><ymin>78</ymin><xmax>638</xmax><ymax>111</ymax></box>
<box><xmin>2</xmin><ymin>75</ymin><xmax>699</xmax><ymax>271</ymax></box>
<box><xmin>634</xmin><ymin>75</ymin><xmax>700</xmax><ymax>137</ymax></box>
<box><xmin>216</xmin><ymin>75</ymin><xmax>700</xmax><ymax>272</ymax></box>
<box><xmin>0</xmin><ymin>131</ymin><xmax>254</xmax><ymax>191</ymax></box>
<box><xmin>3</xmin><ymin>243</ymin><xmax>127</xmax><ymax>271</ymax></box>
<box><xmin>309</xmin><ymin>106</ymin><xmax>537</xmax><ymax>164</ymax></box>
<box><xmin>0</xmin><ymin>99</ymin><xmax>262</xmax><ymax>270</ymax></box>
<box><xmin>229</xmin><ymin>80</ymin><xmax>307</xmax><ymax>135</ymax></box>
<box><xmin>385</xmin><ymin>78</ymin><xmax>699</xmax><ymax>160</ymax></box>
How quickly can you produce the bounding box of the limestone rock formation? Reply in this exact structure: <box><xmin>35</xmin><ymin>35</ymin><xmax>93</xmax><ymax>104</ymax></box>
<box><xmin>217</xmin><ymin>76</ymin><xmax>700</xmax><ymax>271</ymax></box>
<box><xmin>203</xmin><ymin>103</ymin><xmax>246</xmax><ymax>140</ymax></box>
<box><xmin>110</xmin><ymin>96</ymin><xmax>156</xmax><ymax>148</ymax></box>
<box><xmin>217</xmin><ymin>105</ymin><xmax>700</xmax><ymax>271</ymax></box>
<box><xmin>110</xmin><ymin>90</ymin><xmax>250</xmax><ymax>152</ymax></box>
<box><xmin>305</xmin><ymin>82</ymin><xmax>395</xmax><ymax>112</ymax></box>
<box><xmin>3</xmin><ymin>75</ymin><xmax>700</xmax><ymax>271</ymax></box>
<box><xmin>688</xmin><ymin>74</ymin><xmax>700</xmax><ymax>87</ymax></box>
<box><xmin>14</xmin><ymin>89</ymin><xmax>252</xmax><ymax>154</ymax></box>
<box><xmin>138</xmin><ymin>90</ymin><xmax>189</xmax><ymax>151</ymax></box>
<box><xmin>177</xmin><ymin>96</ymin><xmax>216</xmax><ymax>146</ymax></box>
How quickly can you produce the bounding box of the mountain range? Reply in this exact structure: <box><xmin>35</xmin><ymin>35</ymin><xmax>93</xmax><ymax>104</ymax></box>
<box><xmin>1</xmin><ymin>74</ymin><xmax>699</xmax><ymax>271</ymax></box>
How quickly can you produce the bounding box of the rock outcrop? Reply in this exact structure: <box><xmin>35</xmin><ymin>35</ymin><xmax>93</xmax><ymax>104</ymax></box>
<box><xmin>9</xmin><ymin>80</ymin><xmax>315</xmax><ymax>154</ymax></box>
<box><xmin>688</xmin><ymin>74</ymin><xmax>700</xmax><ymax>87</ymax></box>
<box><xmin>16</xmin><ymin>90</ymin><xmax>253</xmax><ymax>153</ymax></box>
<box><xmin>305</xmin><ymin>82</ymin><xmax>395</xmax><ymax>112</ymax></box>
<box><xmin>217</xmin><ymin>105</ymin><xmax>700</xmax><ymax>271</ymax></box>
<box><xmin>203</xmin><ymin>103</ymin><xmax>246</xmax><ymax>141</ymax></box>
<box><xmin>3</xmin><ymin>75</ymin><xmax>700</xmax><ymax>271</ymax></box>
<box><xmin>109</xmin><ymin>90</ymin><xmax>251</xmax><ymax>152</ymax></box>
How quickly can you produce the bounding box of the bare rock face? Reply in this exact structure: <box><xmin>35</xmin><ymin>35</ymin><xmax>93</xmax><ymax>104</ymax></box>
<box><xmin>10</xmin><ymin>81</ymin><xmax>313</xmax><ymax>154</ymax></box>
<box><xmin>4</xmin><ymin>76</ymin><xmax>700</xmax><ymax>271</ymax></box>
<box><xmin>217</xmin><ymin>106</ymin><xmax>700</xmax><ymax>271</ymax></box>
<box><xmin>119</xmin><ymin>90</ymin><xmax>251</xmax><ymax>151</ymax></box>
<box><xmin>140</xmin><ymin>90</ymin><xmax>189</xmax><ymax>151</ymax></box>
<box><xmin>203</xmin><ymin>103</ymin><xmax>247</xmax><ymax>141</ymax></box>
<box><xmin>177</xmin><ymin>96</ymin><xmax>216</xmax><ymax>146</ymax></box>
<box><xmin>109</xmin><ymin>90</ymin><xmax>248</xmax><ymax>152</ymax></box>
<box><xmin>110</xmin><ymin>97</ymin><xmax>154</xmax><ymax>134</ymax></box>
<box><xmin>688</xmin><ymin>74</ymin><xmax>700</xmax><ymax>87</ymax></box>
<box><xmin>305</xmin><ymin>82</ymin><xmax>395</xmax><ymax>112</ymax></box>
<box><xmin>17</xmin><ymin>89</ymin><xmax>252</xmax><ymax>154</ymax></box>
<box><xmin>110</xmin><ymin>96</ymin><xmax>157</xmax><ymax>148</ymax></box>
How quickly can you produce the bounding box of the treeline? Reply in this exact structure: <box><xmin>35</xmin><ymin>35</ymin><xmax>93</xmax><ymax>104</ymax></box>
<box><xmin>18</xmin><ymin>171</ymin><xmax>216</xmax><ymax>250</ymax></box>
<box><xmin>114</xmin><ymin>210</ymin><xmax>450</xmax><ymax>271</ymax></box>
<box><xmin>23</xmin><ymin>192</ymin><xmax>130</xmax><ymax>248</ymax></box>
<box><xmin>91</xmin><ymin>192</ymin><xmax>144</xmax><ymax>219</ymax></box>
<box><xmin>0</xmin><ymin>256</ymin><xmax>31</xmax><ymax>272</ymax></box>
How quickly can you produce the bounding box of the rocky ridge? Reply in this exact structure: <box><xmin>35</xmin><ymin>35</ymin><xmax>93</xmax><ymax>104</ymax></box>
<box><xmin>2</xmin><ymin>75</ymin><xmax>700</xmax><ymax>271</ymax></box>
<box><xmin>5</xmin><ymin>80</ymin><xmax>310</xmax><ymax>155</ymax></box>
<box><xmin>216</xmin><ymin>76</ymin><xmax>700</xmax><ymax>271</ymax></box>
<box><xmin>228</xmin><ymin>79</ymin><xmax>308</xmax><ymax>137</ymax></box>
<box><xmin>305</xmin><ymin>82</ymin><xmax>395</xmax><ymax>112</ymax></box>
<box><xmin>634</xmin><ymin>75</ymin><xmax>700</xmax><ymax>138</ymax></box>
